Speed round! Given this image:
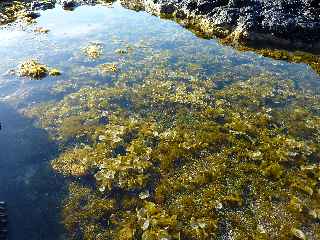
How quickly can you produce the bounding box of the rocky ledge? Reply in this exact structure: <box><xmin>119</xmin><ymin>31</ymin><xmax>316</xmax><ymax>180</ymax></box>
<box><xmin>121</xmin><ymin>0</ymin><xmax>320</xmax><ymax>53</ymax></box>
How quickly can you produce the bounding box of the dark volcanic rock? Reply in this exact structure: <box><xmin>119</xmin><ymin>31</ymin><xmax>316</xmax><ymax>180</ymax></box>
<box><xmin>30</xmin><ymin>1</ymin><xmax>55</xmax><ymax>11</ymax></box>
<box><xmin>120</xmin><ymin>0</ymin><xmax>320</xmax><ymax>53</ymax></box>
<box><xmin>58</xmin><ymin>0</ymin><xmax>112</xmax><ymax>10</ymax></box>
<box><xmin>60</xmin><ymin>0</ymin><xmax>77</xmax><ymax>10</ymax></box>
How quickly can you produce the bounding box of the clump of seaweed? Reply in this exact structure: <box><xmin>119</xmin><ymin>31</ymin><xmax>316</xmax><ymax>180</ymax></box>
<box><xmin>34</xmin><ymin>27</ymin><xmax>49</xmax><ymax>33</ymax></box>
<box><xmin>18</xmin><ymin>59</ymin><xmax>61</xmax><ymax>79</ymax></box>
<box><xmin>26</xmin><ymin>66</ymin><xmax>320</xmax><ymax>239</ymax></box>
<box><xmin>95</xmin><ymin>139</ymin><xmax>154</xmax><ymax>192</ymax></box>
<box><xmin>135</xmin><ymin>201</ymin><xmax>181</xmax><ymax>239</ymax></box>
<box><xmin>115</xmin><ymin>48</ymin><xmax>128</xmax><ymax>54</ymax></box>
<box><xmin>63</xmin><ymin>183</ymin><xmax>116</xmax><ymax>239</ymax></box>
<box><xmin>49</xmin><ymin>68</ymin><xmax>61</xmax><ymax>76</ymax></box>
<box><xmin>18</xmin><ymin>59</ymin><xmax>48</xmax><ymax>79</ymax></box>
<box><xmin>99</xmin><ymin>63</ymin><xmax>118</xmax><ymax>74</ymax></box>
<box><xmin>82</xmin><ymin>42</ymin><xmax>104</xmax><ymax>60</ymax></box>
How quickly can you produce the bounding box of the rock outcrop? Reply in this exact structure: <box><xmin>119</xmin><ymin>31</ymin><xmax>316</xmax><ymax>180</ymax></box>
<box><xmin>1</xmin><ymin>0</ymin><xmax>319</xmax><ymax>53</ymax></box>
<box><xmin>121</xmin><ymin>0</ymin><xmax>320</xmax><ymax>53</ymax></box>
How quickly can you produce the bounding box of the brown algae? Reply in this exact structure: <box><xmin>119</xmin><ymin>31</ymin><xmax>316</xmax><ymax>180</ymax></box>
<box><xmin>18</xmin><ymin>59</ymin><xmax>60</xmax><ymax>79</ymax></box>
<box><xmin>26</xmin><ymin>70</ymin><xmax>320</xmax><ymax>239</ymax></box>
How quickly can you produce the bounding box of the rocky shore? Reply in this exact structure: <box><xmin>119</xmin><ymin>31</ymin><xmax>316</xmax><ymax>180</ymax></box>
<box><xmin>0</xmin><ymin>0</ymin><xmax>319</xmax><ymax>73</ymax></box>
<box><xmin>120</xmin><ymin>0</ymin><xmax>320</xmax><ymax>53</ymax></box>
<box><xmin>0</xmin><ymin>0</ymin><xmax>107</xmax><ymax>24</ymax></box>
<box><xmin>1</xmin><ymin>0</ymin><xmax>320</xmax><ymax>53</ymax></box>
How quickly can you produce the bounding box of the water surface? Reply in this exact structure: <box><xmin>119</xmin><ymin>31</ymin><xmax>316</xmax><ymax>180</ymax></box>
<box><xmin>0</xmin><ymin>2</ymin><xmax>319</xmax><ymax>239</ymax></box>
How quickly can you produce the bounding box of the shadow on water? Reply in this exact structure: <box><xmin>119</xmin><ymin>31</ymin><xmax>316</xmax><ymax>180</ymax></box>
<box><xmin>0</xmin><ymin>103</ymin><xmax>65</xmax><ymax>240</ymax></box>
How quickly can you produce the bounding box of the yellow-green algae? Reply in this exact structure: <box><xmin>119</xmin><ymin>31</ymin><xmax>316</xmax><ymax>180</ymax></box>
<box><xmin>18</xmin><ymin>59</ymin><xmax>61</xmax><ymax>79</ymax></box>
<box><xmin>82</xmin><ymin>42</ymin><xmax>104</xmax><ymax>60</ymax></box>
<box><xmin>0</xmin><ymin>1</ymin><xmax>36</xmax><ymax>24</ymax></box>
<box><xmin>26</xmin><ymin>67</ymin><xmax>320</xmax><ymax>239</ymax></box>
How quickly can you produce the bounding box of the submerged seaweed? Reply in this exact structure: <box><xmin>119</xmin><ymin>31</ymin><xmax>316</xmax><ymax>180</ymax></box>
<box><xmin>26</xmin><ymin>68</ymin><xmax>320</xmax><ymax>239</ymax></box>
<box><xmin>1</xmin><ymin>2</ymin><xmax>319</xmax><ymax>239</ymax></box>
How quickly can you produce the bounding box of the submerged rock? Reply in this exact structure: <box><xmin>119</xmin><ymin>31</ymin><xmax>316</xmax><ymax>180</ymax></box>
<box><xmin>60</xmin><ymin>0</ymin><xmax>77</xmax><ymax>10</ymax></box>
<box><xmin>58</xmin><ymin>0</ymin><xmax>111</xmax><ymax>10</ymax></box>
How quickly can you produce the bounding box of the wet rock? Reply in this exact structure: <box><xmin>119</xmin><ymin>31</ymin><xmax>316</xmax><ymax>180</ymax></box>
<box><xmin>17</xmin><ymin>59</ymin><xmax>61</xmax><ymax>79</ymax></box>
<box><xmin>22</xmin><ymin>10</ymin><xmax>40</xmax><ymax>19</ymax></box>
<box><xmin>30</xmin><ymin>1</ymin><xmax>55</xmax><ymax>11</ymax></box>
<box><xmin>18</xmin><ymin>59</ymin><xmax>49</xmax><ymax>79</ymax></box>
<box><xmin>60</xmin><ymin>0</ymin><xmax>77</xmax><ymax>10</ymax></box>
<box><xmin>121</xmin><ymin>0</ymin><xmax>320</xmax><ymax>53</ymax></box>
<box><xmin>0</xmin><ymin>13</ymin><xmax>9</xmax><ymax>24</ymax></box>
<box><xmin>58</xmin><ymin>0</ymin><xmax>101</xmax><ymax>10</ymax></box>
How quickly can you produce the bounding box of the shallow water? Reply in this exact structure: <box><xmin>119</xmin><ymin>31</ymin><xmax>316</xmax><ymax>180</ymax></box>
<box><xmin>0</xmin><ymin>1</ymin><xmax>319</xmax><ymax>240</ymax></box>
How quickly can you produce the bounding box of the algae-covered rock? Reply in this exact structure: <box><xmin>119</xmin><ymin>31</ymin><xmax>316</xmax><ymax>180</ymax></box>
<box><xmin>18</xmin><ymin>59</ymin><xmax>49</xmax><ymax>79</ymax></box>
<box><xmin>17</xmin><ymin>59</ymin><xmax>61</xmax><ymax>79</ymax></box>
